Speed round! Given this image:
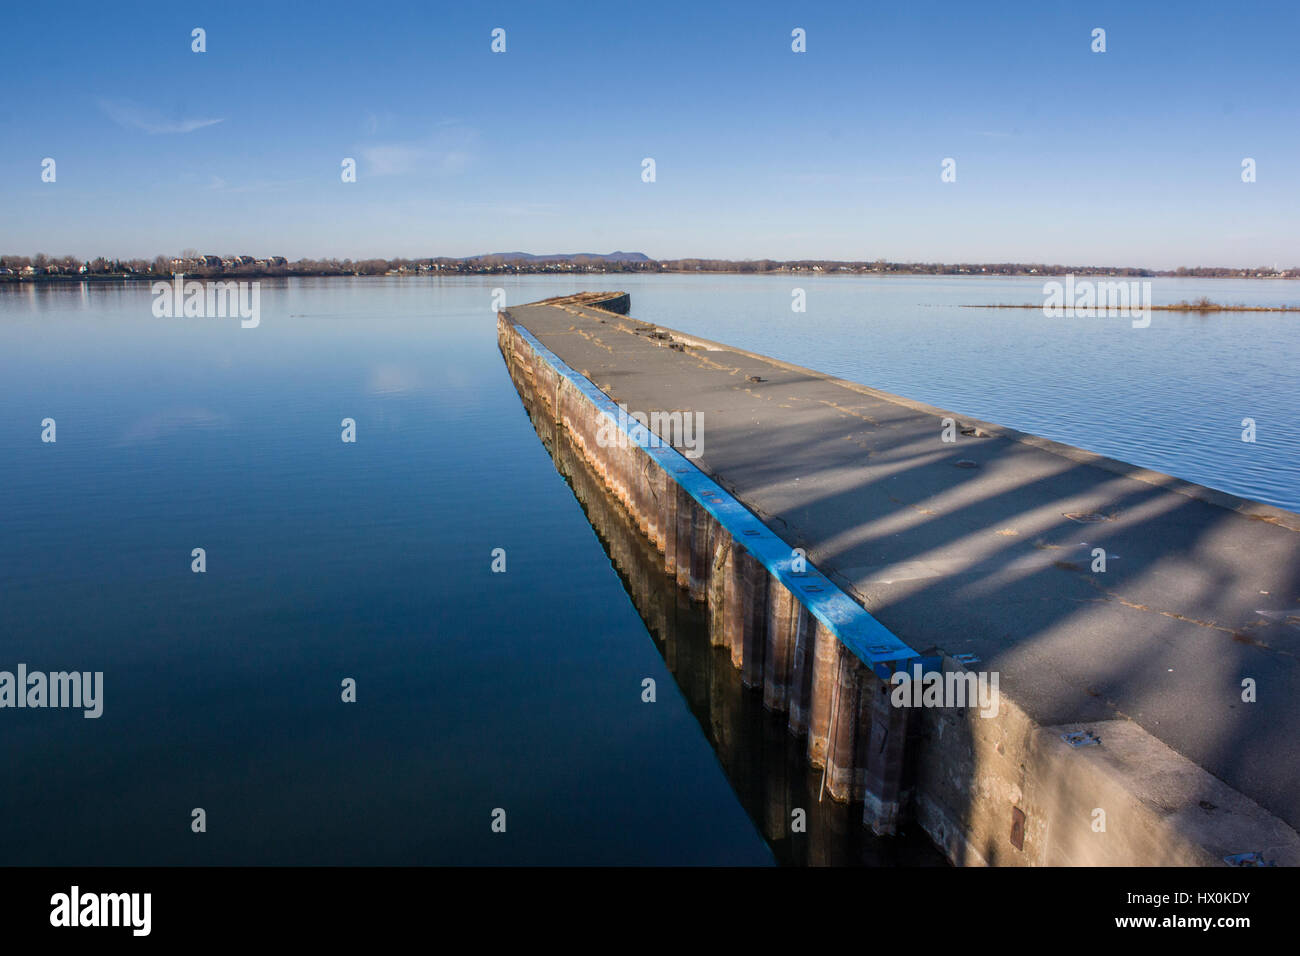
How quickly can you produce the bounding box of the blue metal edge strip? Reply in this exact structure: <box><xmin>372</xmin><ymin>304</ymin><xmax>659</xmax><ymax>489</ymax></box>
<box><xmin>510</xmin><ymin>319</ymin><xmax>924</xmax><ymax>678</ymax></box>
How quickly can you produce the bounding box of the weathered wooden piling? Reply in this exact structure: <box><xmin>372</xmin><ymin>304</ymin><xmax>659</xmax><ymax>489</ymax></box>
<box><xmin>825</xmin><ymin>659</ymin><xmax>867</xmax><ymax>803</ymax></box>
<box><xmin>862</xmin><ymin>675</ymin><xmax>911</xmax><ymax>835</ymax></box>
<box><xmin>688</xmin><ymin>501</ymin><xmax>710</xmax><ymax>602</ymax></box>
<box><xmin>654</xmin><ymin>464</ymin><xmax>670</xmax><ymax>556</ymax></box>
<box><xmin>708</xmin><ymin>532</ymin><xmax>732</xmax><ymax>649</ymax></box>
<box><xmin>674</xmin><ymin>484</ymin><xmax>692</xmax><ymax>589</ymax></box>
<box><xmin>739</xmin><ymin>549</ymin><xmax>768</xmax><ymax>689</ymax></box>
<box><xmin>719</xmin><ymin>542</ymin><xmax>741</xmax><ymax>654</ymax></box>
<box><xmin>806</xmin><ymin>623</ymin><xmax>841</xmax><ymax>770</ymax></box>
<box><xmin>787</xmin><ymin>608</ymin><xmax>816</xmax><ymax>737</ymax></box>
<box><xmin>763</xmin><ymin>582</ymin><xmax>798</xmax><ymax>712</ymax></box>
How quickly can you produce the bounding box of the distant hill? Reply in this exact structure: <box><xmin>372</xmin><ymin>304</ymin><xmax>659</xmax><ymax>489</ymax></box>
<box><xmin>467</xmin><ymin>251</ymin><xmax>652</xmax><ymax>263</ymax></box>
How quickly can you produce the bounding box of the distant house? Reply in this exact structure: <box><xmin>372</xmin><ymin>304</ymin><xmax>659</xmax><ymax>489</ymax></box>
<box><xmin>237</xmin><ymin>255</ymin><xmax>255</xmax><ymax>266</ymax></box>
<box><xmin>269</xmin><ymin>256</ymin><xmax>287</xmax><ymax>267</ymax></box>
<box><xmin>0</xmin><ymin>268</ymin><xmax>14</xmax><ymax>276</ymax></box>
<box><xmin>199</xmin><ymin>255</ymin><xmax>221</xmax><ymax>268</ymax></box>
<box><xmin>21</xmin><ymin>265</ymin><xmax>42</xmax><ymax>276</ymax></box>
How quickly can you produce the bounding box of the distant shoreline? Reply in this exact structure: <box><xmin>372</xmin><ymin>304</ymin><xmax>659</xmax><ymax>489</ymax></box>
<box><xmin>4</xmin><ymin>270</ymin><xmax>1299</xmax><ymax>285</ymax></box>
<box><xmin>3</xmin><ymin>251</ymin><xmax>1298</xmax><ymax>283</ymax></box>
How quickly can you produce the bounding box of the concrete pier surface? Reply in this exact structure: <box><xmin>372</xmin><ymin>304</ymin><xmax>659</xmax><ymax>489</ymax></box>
<box><xmin>500</xmin><ymin>292</ymin><xmax>1300</xmax><ymax>865</ymax></box>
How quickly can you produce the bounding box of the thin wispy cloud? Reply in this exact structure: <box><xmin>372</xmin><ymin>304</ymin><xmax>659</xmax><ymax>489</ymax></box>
<box><xmin>205</xmin><ymin>176</ymin><xmax>311</xmax><ymax>194</ymax></box>
<box><xmin>489</xmin><ymin>201</ymin><xmax>562</xmax><ymax>217</ymax></box>
<box><xmin>98</xmin><ymin>98</ymin><xmax>224</xmax><ymax>135</ymax></box>
<box><xmin>359</xmin><ymin>123</ymin><xmax>478</xmax><ymax>177</ymax></box>
<box><xmin>362</xmin><ymin>110</ymin><xmax>398</xmax><ymax>136</ymax></box>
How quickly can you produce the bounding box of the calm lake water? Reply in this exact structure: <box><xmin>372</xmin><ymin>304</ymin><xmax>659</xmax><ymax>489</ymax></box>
<box><xmin>1</xmin><ymin>274</ymin><xmax>1295</xmax><ymax>865</ymax></box>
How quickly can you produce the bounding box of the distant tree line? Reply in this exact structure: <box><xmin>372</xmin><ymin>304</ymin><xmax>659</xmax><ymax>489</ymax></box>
<box><xmin>1</xmin><ymin>252</ymin><xmax>1295</xmax><ymax>280</ymax></box>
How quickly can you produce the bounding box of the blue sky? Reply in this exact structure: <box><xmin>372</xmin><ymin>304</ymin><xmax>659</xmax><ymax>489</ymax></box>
<box><xmin>2</xmin><ymin>0</ymin><xmax>1297</xmax><ymax>267</ymax></box>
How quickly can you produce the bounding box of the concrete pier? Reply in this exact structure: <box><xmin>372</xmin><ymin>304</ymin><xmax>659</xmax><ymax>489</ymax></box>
<box><xmin>502</xmin><ymin>328</ymin><xmax>944</xmax><ymax>866</ymax></box>
<box><xmin>498</xmin><ymin>291</ymin><xmax>1300</xmax><ymax>866</ymax></box>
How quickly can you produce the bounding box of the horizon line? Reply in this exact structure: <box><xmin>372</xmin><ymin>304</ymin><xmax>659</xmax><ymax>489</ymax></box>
<box><xmin>3</xmin><ymin>251</ymin><xmax>1298</xmax><ymax>277</ymax></box>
